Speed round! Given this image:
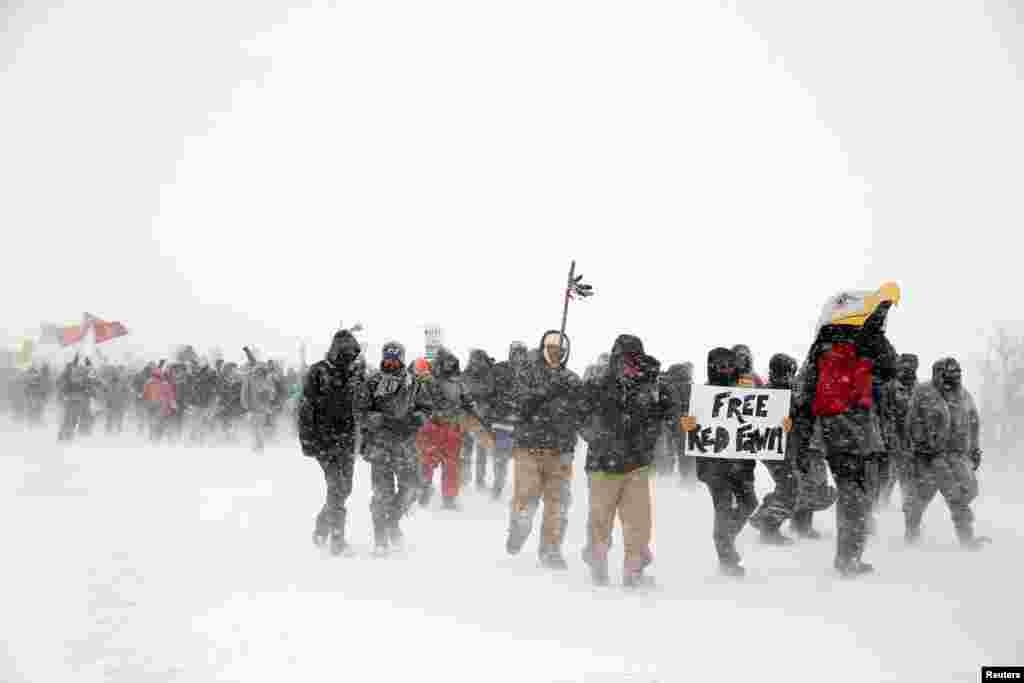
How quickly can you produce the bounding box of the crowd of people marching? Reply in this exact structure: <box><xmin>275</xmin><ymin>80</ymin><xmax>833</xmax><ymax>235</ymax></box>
<box><xmin>3</xmin><ymin>284</ymin><xmax>990</xmax><ymax>587</ymax></box>
<box><xmin>5</xmin><ymin>345</ymin><xmax>303</xmax><ymax>450</ymax></box>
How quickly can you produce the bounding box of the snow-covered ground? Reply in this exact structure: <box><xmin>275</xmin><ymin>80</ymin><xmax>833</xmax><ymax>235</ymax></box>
<box><xmin>1</xmin><ymin>424</ymin><xmax>1019</xmax><ymax>682</ymax></box>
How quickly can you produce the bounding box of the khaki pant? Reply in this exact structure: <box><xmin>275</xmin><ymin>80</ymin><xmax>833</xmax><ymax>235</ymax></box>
<box><xmin>510</xmin><ymin>448</ymin><xmax>571</xmax><ymax>548</ymax></box>
<box><xmin>587</xmin><ymin>467</ymin><xmax>653</xmax><ymax>573</ymax></box>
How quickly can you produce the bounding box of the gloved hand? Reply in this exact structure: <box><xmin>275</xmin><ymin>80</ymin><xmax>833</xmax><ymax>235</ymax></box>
<box><xmin>969</xmin><ymin>448</ymin><xmax>982</xmax><ymax>471</ymax></box>
<box><xmin>478</xmin><ymin>430</ymin><xmax>496</xmax><ymax>450</ymax></box>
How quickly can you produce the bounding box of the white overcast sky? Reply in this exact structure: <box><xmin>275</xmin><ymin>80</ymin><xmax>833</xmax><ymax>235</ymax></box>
<box><xmin>3</xmin><ymin>0</ymin><xmax>1021</xmax><ymax>380</ymax></box>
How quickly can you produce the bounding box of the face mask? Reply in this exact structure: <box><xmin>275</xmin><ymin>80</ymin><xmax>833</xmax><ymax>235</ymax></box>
<box><xmin>942</xmin><ymin>363</ymin><xmax>962</xmax><ymax>390</ymax></box>
<box><xmin>771</xmin><ymin>372</ymin><xmax>795</xmax><ymax>389</ymax></box>
<box><xmin>621</xmin><ymin>353</ymin><xmax>643</xmax><ymax>379</ymax></box>
<box><xmin>709</xmin><ymin>361</ymin><xmax>736</xmax><ymax>384</ymax></box>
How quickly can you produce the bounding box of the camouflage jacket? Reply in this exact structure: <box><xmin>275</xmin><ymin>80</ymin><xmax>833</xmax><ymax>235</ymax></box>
<box><xmin>513</xmin><ymin>360</ymin><xmax>583</xmax><ymax>453</ymax></box>
<box><xmin>357</xmin><ymin>370</ymin><xmax>430</xmax><ymax>444</ymax></box>
<box><xmin>880</xmin><ymin>378</ymin><xmax>916</xmax><ymax>451</ymax></box>
<box><xmin>906</xmin><ymin>382</ymin><xmax>980</xmax><ymax>457</ymax></box>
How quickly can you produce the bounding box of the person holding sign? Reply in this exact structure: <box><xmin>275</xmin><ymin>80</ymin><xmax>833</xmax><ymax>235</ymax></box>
<box><xmin>578</xmin><ymin>334</ymin><xmax>672</xmax><ymax>587</ymax></box>
<box><xmin>681</xmin><ymin>347</ymin><xmax>793</xmax><ymax>577</ymax></box>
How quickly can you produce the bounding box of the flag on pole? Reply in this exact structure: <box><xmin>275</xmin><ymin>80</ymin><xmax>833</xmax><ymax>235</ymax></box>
<box><xmin>557</xmin><ymin>261</ymin><xmax>594</xmax><ymax>365</ymax></box>
<box><xmin>566</xmin><ymin>272</ymin><xmax>594</xmax><ymax>301</ymax></box>
<box><xmin>40</xmin><ymin>313</ymin><xmax>129</xmax><ymax>347</ymax></box>
<box><xmin>85</xmin><ymin>313</ymin><xmax>129</xmax><ymax>344</ymax></box>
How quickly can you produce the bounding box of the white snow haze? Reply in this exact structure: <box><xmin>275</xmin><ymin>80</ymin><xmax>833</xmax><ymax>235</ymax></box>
<box><xmin>2</xmin><ymin>0</ymin><xmax>1022</xmax><ymax>681</ymax></box>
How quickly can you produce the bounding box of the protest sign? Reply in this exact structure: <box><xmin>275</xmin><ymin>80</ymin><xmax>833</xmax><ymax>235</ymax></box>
<box><xmin>685</xmin><ymin>385</ymin><xmax>791</xmax><ymax>460</ymax></box>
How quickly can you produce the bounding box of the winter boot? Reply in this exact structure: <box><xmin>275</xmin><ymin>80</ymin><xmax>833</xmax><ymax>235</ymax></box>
<box><xmin>329</xmin><ymin>511</ymin><xmax>352</xmax><ymax>557</ymax></box>
<box><xmin>623</xmin><ymin>551</ymin><xmax>654</xmax><ymax>588</ymax></box>
<box><xmin>718</xmin><ymin>546</ymin><xmax>745</xmax><ymax>577</ymax></box>
<box><xmin>418</xmin><ymin>484</ymin><xmax>434</xmax><ymax>508</ymax></box>
<box><xmin>583</xmin><ymin>544</ymin><xmax>610</xmax><ymax>586</ymax></box>
<box><xmin>759</xmin><ymin>527</ymin><xmax>795</xmax><ymax>546</ymax></box>
<box><xmin>388</xmin><ymin>521</ymin><xmax>405</xmax><ymax>548</ymax></box>
<box><xmin>718</xmin><ymin>560</ymin><xmax>746</xmax><ymax>578</ymax></box>
<box><xmin>835</xmin><ymin>557</ymin><xmax>875</xmax><ymax>578</ymax></box>
<box><xmin>623</xmin><ymin>571</ymin><xmax>655</xmax><ymax>589</ymax></box>
<box><xmin>538</xmin><ymin>545</ymin><xmax>568</xmax><ymax>570</ymax></box>
<box><xmin>312</xmin><ymin>509</ymin><xmax>331</xmax><ymax>548</ymax></box>
<box><xmin>373</xmin><ymin>521</ymin><xmax>389</xmax><ymax>556</ymax></box>
<box><xmin>958</xmin><ymin>528</ymin><xmax>992</xmax><ymax>551</ymax></box>
<box><xmin>961</xmin><ymin>536</ymin><xmax>992</xmax><ymax>550</ymax></box>
<box><xmin>329</xmin><ymin>529</ymin><xmax>352</xmax><ymax>557</ymax></box>
<box><xmin>791</xmin><ymin>511</ymin><xmax>822</xmax><ymax>540</ymax></box>
<box><xmin>506</xmin><ymin>523</ymin><xmax>528</xmax><ymax>556</ymax></box>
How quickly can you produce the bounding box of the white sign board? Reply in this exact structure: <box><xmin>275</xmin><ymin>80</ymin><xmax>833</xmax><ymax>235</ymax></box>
<box><xmin>685</xmin><ymin>385</ymin><xmax>791</xmax><ymax>460</ymax></box>
<box><xmin>424</xmin><ymin>324</ymin><xmax>443</xmax><ymax>360</ymax></box>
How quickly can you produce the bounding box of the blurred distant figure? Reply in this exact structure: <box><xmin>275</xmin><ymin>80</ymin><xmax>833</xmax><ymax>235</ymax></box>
<box><xmin>241</xmin><ymin>356</ymin><xmax>277</xmax><ymax>453</ymax></box>
<box><xmin>57</xmin><ymin>356</ymin><xmax>96</xmax><ymax>442</ymax></box>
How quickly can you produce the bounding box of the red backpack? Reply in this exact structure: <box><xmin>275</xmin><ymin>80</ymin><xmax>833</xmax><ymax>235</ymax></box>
<box><xmin>812</xmin><ymin>342</ymin><xmax>874</xmax><ymax>417</ymax></box>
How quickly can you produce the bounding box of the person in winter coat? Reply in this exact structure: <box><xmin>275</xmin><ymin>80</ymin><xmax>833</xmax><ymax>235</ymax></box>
<box><xmin>748</xmin><ymin>353</ymin><xmax>800</xmax><ymax>545</ymax></box>
<box><xmin>788</xmin><ymin>361</ymin><xmax>837</xmax><ymax>539</ymax></box>
<box><xmin>142</xmin><ymin>365</ymin><xmax>177</xmax><ymax>443</ymax></box>
<box><xmin>803</xmin><ymin>291</ymin><xmax>897</xmax><ymax>577</ymax></box>
<box><xmin>357</xmin><ymin>341</ymin><xmax>432</xmax><ymax>555</ymax></box>
<box><xmin>879</xmin><ymin>353</ymin><xmax>918</xmax><ymax>508</ymax></box>
<box><xmin>486</xmin><ymin>342</ymin><xmax>530</xmax><ymax>501</ymax></box>
<box><xmin>662</xmin><ymin>362</ymin><xmax>696</xmax><ymax>486</ymax></box>
<box><xmin>132</xmin><ymin>363</ymin><xmax>154</xmax><ymax>435</ymax></box>
<box><xmin>298</xmin><ymin>328</ymin><xmax>364</xmax><ymax>556</ymax></box>
<box><xmin>241</xmin><ymin>359</ymin><xmax>278</xmax><ymax>453</ymax></box>
<box><xmin>57</xmin><ymin>357</ymin><xmax>94</xmax><ymax>442</ymax></box>
<box><xmin>417</xmin><ymin>347</ymin><xmax>493</xmax><ymax>510</ymax></box>
<box><xmin>461</xmin><ymin>349</ymin><xmax>496</xmax><ymax>491</ymax></box>
<box><xmin>578</xmin><ymin>334</ymin><xmax>672</xmax><ymax>587</ymax></box>
<box><xmin>23</xmin><ymin>366</ymin><xmax>48</xmax><ymax>427</ymax></box>
<box><xmin>903</xmin><ymin>358</ymin><xmax>989</xmax><ymax>549</ymax></box>
<box><xmin>506</xmin><ymin>331</ymin><xmax>582</xmax><ymax>570</ymax></box>
<box><xmin>216</xmin><ymin>363</ymin><xmax>246</xmax><ymax>442</ymax></box>
<box><xmin>682</xmin><ymin>347</ymin><xmax>788</xmax><ymax>577</ymax></box>
<box><xmin>733</xmin><ymin>344</ymin><xmax>766</xmax><ymax>388</ymax></box>
<box><xmin>188</xmin><ymin>359</ymin><xmax>219</xmax><ymax>445</ymax></box>
<box><xmin>100</xmin><ymin>365</ymin><xmax>132</xmax><ymax>435</ymax></box>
